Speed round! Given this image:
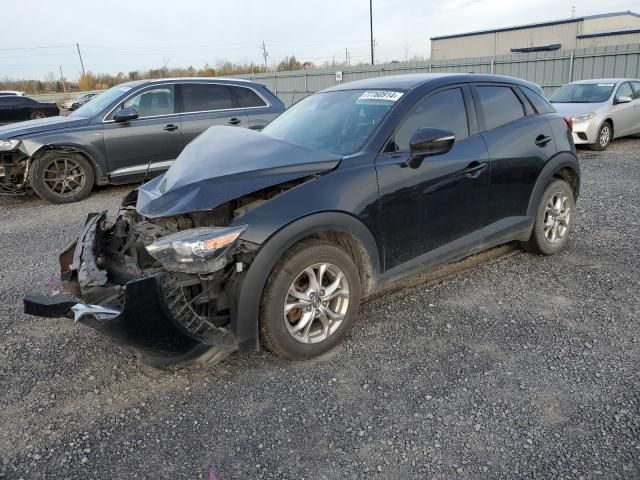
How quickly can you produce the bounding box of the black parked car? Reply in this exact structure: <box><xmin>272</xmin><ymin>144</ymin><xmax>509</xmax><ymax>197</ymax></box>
<box><xmin>0</xmin><ymin>96</ymin><xmax>59</xmax><ymax>125</ymax></box>
<box><xmin>0</xmin><ymin>78</ymin><xmax>284</xmax><ymax>201</ymax></box>
<box><xmin>25</xmin><ymin>74</ymin><xmax>580</xmax><ymax>368</ymax></box>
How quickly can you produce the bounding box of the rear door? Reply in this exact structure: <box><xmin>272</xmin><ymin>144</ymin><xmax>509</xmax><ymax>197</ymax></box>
<box><xmin>0</xmin><ymin>97</ymin><xmax>16</xmax><ymax>124</ymax></box>
<box><xmin>473</xmin><ymin>83</ymin><xmax>555</xmax><ymax>242</ymax></box>
<box><xmin>103</xmin><ymin>84</ymin><xmax>183</xmax><ymax>182</ymax></box>
<box><xmin>177</xmin><ymin>83</ymin><xmax>249</xmax><ymax>147</ymax></box>
<box><xmin>229</xmin><ymin>85</ymin><xmax>274</xmax><ymax>130</ymax></box>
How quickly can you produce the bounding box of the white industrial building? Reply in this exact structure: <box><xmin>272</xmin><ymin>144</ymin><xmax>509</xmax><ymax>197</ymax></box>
<box><xmin>430</xmin><ymin>11</ymin><xmax>640</xmax><ymax>60</ymax></box>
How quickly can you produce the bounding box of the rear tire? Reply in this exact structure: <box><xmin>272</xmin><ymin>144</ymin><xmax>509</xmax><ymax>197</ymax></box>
<box><xmin>30</xmin><ymin>151</ymin><xmax>94</xmax><ymax>204</ymax></box>
<box><xmin>260</xmin><ymin>239</ymin><xmax>362</xmax><ymax>360</ymax></box>
<box><xmin>590</xmin><ymin>122</ymin><xmax>611</xmax><ymax>151</ymax></box>
<box><xmin>522</xmin><ymin>179</ymin><xmax>575</xmax><ymax>255</ymax></box>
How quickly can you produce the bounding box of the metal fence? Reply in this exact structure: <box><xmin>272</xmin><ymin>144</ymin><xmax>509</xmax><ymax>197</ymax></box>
<box><xmin>28</xmin><ymin>42</ymin><xmax>640</xmax><ymax>106</ymax></box>
<box><xmin>233</xmin><ymin>43</ymin><xmax>640</xmax><ymax>106</ymax></box>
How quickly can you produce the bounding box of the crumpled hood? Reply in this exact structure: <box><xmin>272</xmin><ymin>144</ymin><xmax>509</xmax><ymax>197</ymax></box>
<box><xmin>0</xmin><ymin>115</ymin><xmax>91</xmax><ymax>139</ymax></box>
<box><xmin>550</xmin><ymin>102</ymin><xmax>608</xmax><ymax>117</ymax></box>
<box><xmin>136</xmin><ymin>126</ymin><xmax>342</xmax><ymax>218</ymax></box>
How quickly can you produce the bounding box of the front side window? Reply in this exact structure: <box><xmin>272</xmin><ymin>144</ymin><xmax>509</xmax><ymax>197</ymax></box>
<box><xmin>549</xmin><ymin>83</ymin><xmax>615</xmax><ymax>104</ymax></box>
<box><xmin>477</xmin><ymin>86</ymin><xmax>525</xmax><ymax>131</ymax></box>
<box><xmin>231</xmin><ymin>86</ymin><xmax>267</xmax><ymax>108</ymax></box>
<box><xmin>632</xmin><ymin>82</ymin><xmax>640</xmax><ymax>99</ymax></box>
<box><xmin>122</xmin><ymin>86</ymin><xmax>175</xmax><ymax>118</ymax></box>
<box><xmin>616</xmin><ymin>82</ymin><xmax>633</xmax><ymax>101</ymax></box>
<box><xmin>262</xmin><ymin>89</ymin><xmax>397</xmax><ymax>156</ymax></box>
<box><xmin>391</xmin><ymin>88</ymin><xmax>469</xmax><ymax>152</ymax></box>
<box><xmin>182</xmin><ymin>84</ymin><xmax>234</xmax><ymax>112</ymax></box>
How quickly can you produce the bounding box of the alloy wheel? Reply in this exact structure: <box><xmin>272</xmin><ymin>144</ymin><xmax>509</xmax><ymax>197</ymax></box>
<box><xmin>599</xmin><ymin>125</ymin><xmax>610</xmax><ymax>148</ymax></box>
<box><xmin>544</xmin><ymin>192</ymin><xmax>571</xmax><ymax>243</ymax></box>
<box><xmin>283</xmin><ymin>263</ymin><xmax>350</xmax><ymax>344</ymax></box>
<box><xmin>42</xmin><ymin>157</ymin><xmax>86</xmax><ymax>197</ymax></box>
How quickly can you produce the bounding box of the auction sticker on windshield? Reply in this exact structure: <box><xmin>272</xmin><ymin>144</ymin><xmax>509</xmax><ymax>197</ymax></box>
<box><xmin>358</xmin><ymin>91</ymin><xmax>403</xmax><ymax>102</ymax></box>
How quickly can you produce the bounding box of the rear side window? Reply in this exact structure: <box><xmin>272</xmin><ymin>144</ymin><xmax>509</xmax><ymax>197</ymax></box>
<box><xmin>521</xmin><ymin>87</ymin><xmax>555</xmax><ymax>114</ymax></box>
<box><xmin>231</xmin><ymin>86</ymin><xmax>267</xmax><ymax>108</ymax></box>
<box><xmin>182</xmin><ymin>84</ymin><xmax>234</xmax><ymax>112</ymax></box>
<box><xmin>392</xmin><ymin>88</ymin><xmax>469</xmax><ymax>151</ymax></box>
<box><xmin>476</xmin><ymin>86</ymin><xmax>525</xmax><ymax>130</ymax></box>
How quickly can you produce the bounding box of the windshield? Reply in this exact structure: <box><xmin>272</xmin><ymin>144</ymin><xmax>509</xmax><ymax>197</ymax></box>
<box><xmin>70</xmin><ymin>85</ymin><xmax>133</xmax><ymax>117</ymax></box>
<box><xmin>549</xmin><ymin>83</ymin><xmax>615</xmax><ymax>103</ymax></box>
<box><xmin>261</xmin><ymin>89</ymin><xmax>400</xmax><ymax>155</ymax></box>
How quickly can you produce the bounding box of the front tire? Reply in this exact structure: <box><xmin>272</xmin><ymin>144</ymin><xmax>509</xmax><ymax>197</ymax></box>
<box><xmin>522</xmin><ymin>179</ymin><xmax>575</xmax><ymax>255</ymax></box>
<box><xmin>30</xmin><ymin>110</ymin><xmax>45</xmax><ymax>120</ymax></box>
<box><xmin>590</xmin><ymin>122</ymin><xmax>611</xmax><ymax>151</ymax></box>
<box><xmin>260</xmin><ymin>239</ymin><xmax>362</xmax><ymax>360</ymax></box>
<box><xmin>31</xmin><ymin>151</ymin><xmax>94</xmax><ymax>204</ymax></box>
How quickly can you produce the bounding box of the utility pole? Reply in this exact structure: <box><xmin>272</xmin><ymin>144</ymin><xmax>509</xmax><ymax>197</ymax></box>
<box><xmin>345</xmin><ymin>48</ymin><xmax>350</xmax><ymax>66</ymax></box>
<box><xmin>261</xmin><ymin>41</ymin><xmax>269</xmax><ymax>70</ymax></box>
<box><xmin>369</xmin><ymin>0</ymin><xmax>374</xmax><ymax>65</ymax></box>
<box><xmin>76</xmin><ymin>43</ymin><xmax>86</xmax><ymax>76</ymax></box>
<box><xmin>59</xmin><ymin>66</ymin><xmax>67</xmax><ymax>94</ymax></box>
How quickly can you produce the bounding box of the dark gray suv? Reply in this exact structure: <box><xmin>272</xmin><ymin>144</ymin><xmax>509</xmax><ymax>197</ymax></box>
<box><xmin>0</xmin><ymin>78</ymin><xmax>284</xmax><ymax>203</ymax></box>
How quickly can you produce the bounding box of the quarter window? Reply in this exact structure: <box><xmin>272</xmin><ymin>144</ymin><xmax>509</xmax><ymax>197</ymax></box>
<box><xmin>521</xmin><ymin>87</ymin><xmax>555</xmax><ymax>114</ymax></box>
<box><xmin>231</xmin><ymin>86</ymin><xmax>267</xmax><ymax>108</ymax></box>
<box><xmin>391</xmin><ymin>88</ymin><xmax>469</xmax><ymax>152</ymax></box>
<box><xmin>121</xmin><ymin>86</ymin><xmax>175</xmax><ymax>118</ymax></box>
<box><xmin>182</xmin><ymin>84</ymin><xmax>234</xmax><ymax>112</ymax></box>
<box><xmin>477</xmin><ymin>86</ymin><xmax>525</xmax><ymax>130</ymax></box>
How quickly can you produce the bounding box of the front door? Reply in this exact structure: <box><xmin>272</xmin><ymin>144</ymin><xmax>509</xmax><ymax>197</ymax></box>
<box><xmin>103</xmin><ymin>85</ymin><xmax>183</xmax><ymax>183</ymax></box>
<box><xmin>375</xmin><ymin>86</ymin><xmax>490</xmax><ymax>271</ymax></box>
<box><xmin>609</xmin><ymin>82</ymin><xmax>637</xmax><ymax>138</ymax></box>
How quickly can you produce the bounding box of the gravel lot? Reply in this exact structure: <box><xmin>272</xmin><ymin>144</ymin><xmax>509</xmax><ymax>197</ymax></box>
<box><xmin>1</xmin><ymin>140</ymin><xmax>639</xmax><ymax>479</ymax></box>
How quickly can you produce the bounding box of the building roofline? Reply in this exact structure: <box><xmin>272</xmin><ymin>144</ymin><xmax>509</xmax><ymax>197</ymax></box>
<box><xmin>430</xmin><ymin>10</ymin><xmax>639</xmax><ymax>41</ymax></box>
<box><xmin>577</xmin><ymin>28</ymin><xmax>640</xmax><ymax>39</ymax></box>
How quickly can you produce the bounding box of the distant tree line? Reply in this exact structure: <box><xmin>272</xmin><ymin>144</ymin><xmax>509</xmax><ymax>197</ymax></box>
<box><xmin>0</xmin><ymin>56</ymin><xmax>314</xmax><ymax>94</ymax></box>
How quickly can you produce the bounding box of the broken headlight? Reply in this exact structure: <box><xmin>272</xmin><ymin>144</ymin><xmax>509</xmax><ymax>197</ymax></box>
<box><xmin>145</xmin><ymin>225</ymin><xmax>247</xmax><ymax>274</ymax></box>
<box><xmin>0</xmin><ymin>139</ymin><xmax>20</xmax><ymax>151</ymax></box>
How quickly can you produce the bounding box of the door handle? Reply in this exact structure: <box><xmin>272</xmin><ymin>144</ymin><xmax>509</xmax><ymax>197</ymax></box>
<box><xmin>464</xmin><ymin>161</ymin><xmax>487</xmax><ymax>179</ymax></box>
<box><xmin>228</xmin><ymin>117</ymin><xmax>241</xmax><ymax>125</ymax></box>
<box><xmin>535</xmin><ymin>134</ymin><xmax>552</xmax><ymax>147</ymax></box>
<box><xmin>163</xmin><ymin>124</ymin><xmax>179</xmax><ymax>131</ymax></box>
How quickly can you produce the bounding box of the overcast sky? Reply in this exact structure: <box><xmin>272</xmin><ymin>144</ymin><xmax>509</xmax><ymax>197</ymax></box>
<box><xmin>1</xmin><ymin>0</ymin><xmax>638</xmax><ymax>80</ymax></box>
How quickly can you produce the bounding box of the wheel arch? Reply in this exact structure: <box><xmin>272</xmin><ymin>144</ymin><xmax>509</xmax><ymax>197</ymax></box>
<box><xmin>28</xmin><ymin>144</ymin><xmax>107</xmax><ymax>186</ymax></box>
<box><xmin>232</xmin><ymin>211</ymin><xmax>382</xmax><ymax>352</ymax></box>
<box><xmin>526</xmin><ymin>152</ymin><xmax>581</xmax><ymax>220</ymax></box>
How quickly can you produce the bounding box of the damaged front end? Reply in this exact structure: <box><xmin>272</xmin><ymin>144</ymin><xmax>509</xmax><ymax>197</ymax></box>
<box><xmin>0</xmin><ymin>141</ymin><xmax>30</xmax><ymax>195</ymax></box>
<box><xmin>24</xmin><ymin>190</ymin><xmax>262</xmax><ymax>368</ymax></box>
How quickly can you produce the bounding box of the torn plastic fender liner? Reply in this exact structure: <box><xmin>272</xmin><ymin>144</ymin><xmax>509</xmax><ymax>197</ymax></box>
<box><xmin>136</xmin><ymin>126</ymin><xmax>342</xmax><ymax>218</ymax></box>
<box><xmin>60</xmin><ymin>211</ymin><xmax>108</xmax><ymax>290</ymax></box>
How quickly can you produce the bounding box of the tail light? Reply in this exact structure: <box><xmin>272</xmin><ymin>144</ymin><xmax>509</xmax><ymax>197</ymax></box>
<box><xmin>563</xmin><ymin>116</ymin><xmax>573</xmax><ymax>132</ymax></box>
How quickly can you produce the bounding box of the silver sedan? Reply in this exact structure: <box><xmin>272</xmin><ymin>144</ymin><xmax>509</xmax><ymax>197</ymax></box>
<box><xmin>549</xmin><ymin>78</ymin><xmax>640</xmax><ymax>150</ymax></box>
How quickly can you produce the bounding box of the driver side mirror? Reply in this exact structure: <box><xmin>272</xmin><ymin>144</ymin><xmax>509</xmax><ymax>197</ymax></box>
<box><xmin>407</xmin><ymin>128</ymin><xmax>455</xmax><ymax>168</ymax></box>
<box><xmin>614</xmin><ymin>95</ymin><xmax>632</xmax><ymax>105</ymax></box>
<box><xmin>114</xmin><ymin>107</ymin><xmax>139</xmax><ymax>123</ymax></box>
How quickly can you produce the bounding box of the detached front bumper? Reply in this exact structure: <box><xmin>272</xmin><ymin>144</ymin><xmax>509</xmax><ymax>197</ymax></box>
<box><xmin>24</xmin><ymin>212</ymin><xmax>238</xmax><ymax>368</ymax></box>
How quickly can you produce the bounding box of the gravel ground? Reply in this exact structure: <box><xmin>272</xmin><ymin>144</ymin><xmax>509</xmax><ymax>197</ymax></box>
<box><xmin>1</xmin><ymin>140</ymin><xmax>639</xmax><ymax>479</ymax></box>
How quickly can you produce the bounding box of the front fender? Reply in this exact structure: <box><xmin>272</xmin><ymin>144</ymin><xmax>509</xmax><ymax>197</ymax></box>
<box><xmin>232</xmin><ymin>211</ymin><xmax>381</xmax><ymax>352</ymax></box>
<box><xmin>19</xmin><ymin>134</ymin><xmax>108</xmax><ymax>184</ymax></box>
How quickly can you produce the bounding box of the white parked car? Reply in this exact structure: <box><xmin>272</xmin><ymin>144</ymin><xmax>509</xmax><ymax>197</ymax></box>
<box><xmin>0</xmin><ymin>90</ymin><xmax>25</xmax><ymax>96</ymax></box>
<box><xmin>549</xmin><ymin>78</ymin><xmax>640</xmax><ymax>150</ymax></box>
